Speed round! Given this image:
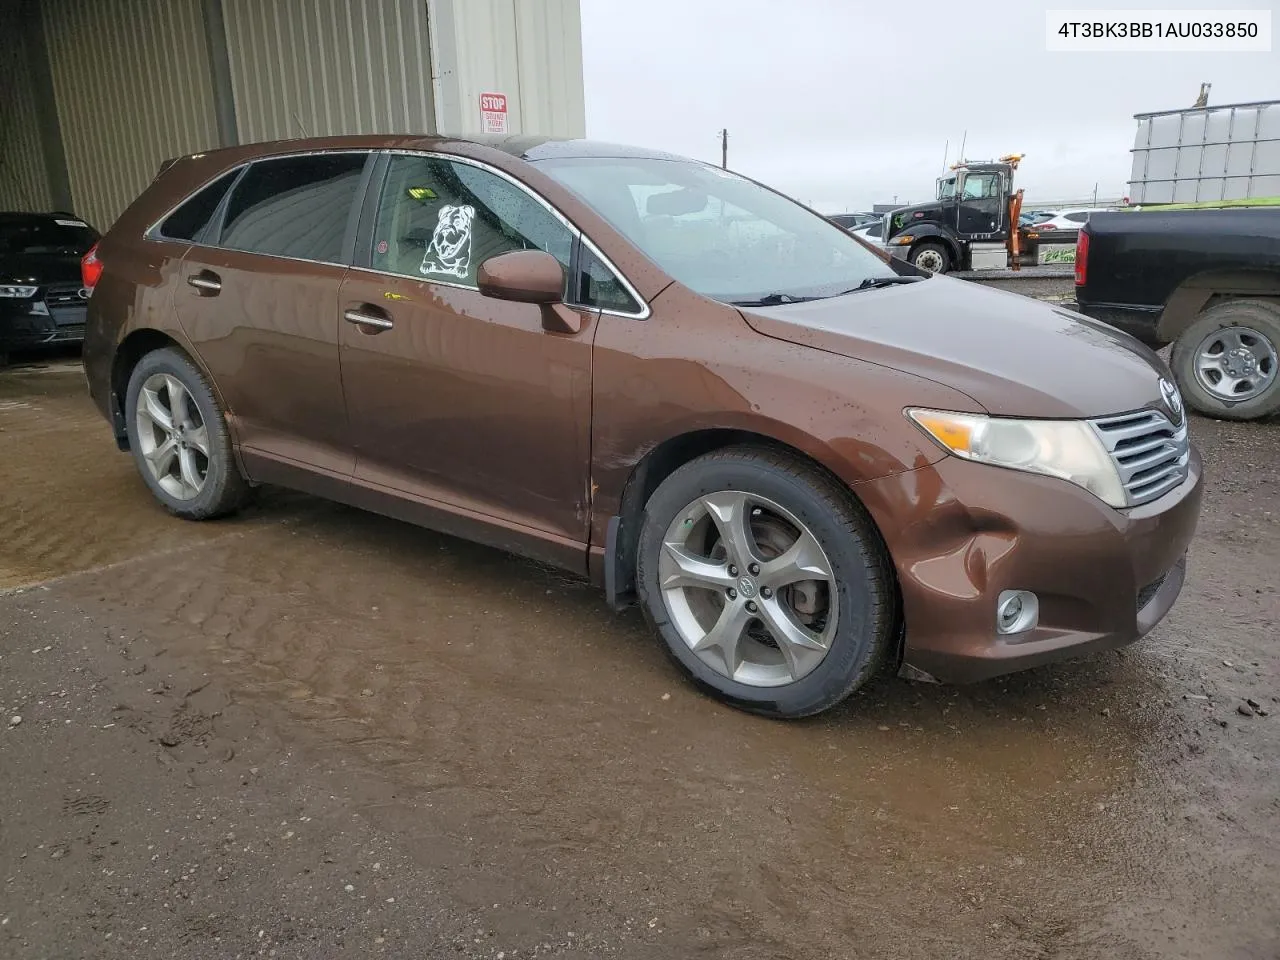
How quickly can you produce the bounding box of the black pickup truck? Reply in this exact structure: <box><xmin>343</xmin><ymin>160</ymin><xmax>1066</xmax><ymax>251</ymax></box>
<box><xmin>1075</xmin><ymin>207</ymin><xmax>1280</xmax><ymax>421</ymax></box>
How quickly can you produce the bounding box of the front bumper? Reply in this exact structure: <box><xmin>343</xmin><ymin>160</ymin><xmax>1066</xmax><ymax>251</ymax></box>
<box><xmin>861</xmin><ymin>447</ymin><xmax>1203</xmax><ymax>683</ymax></box>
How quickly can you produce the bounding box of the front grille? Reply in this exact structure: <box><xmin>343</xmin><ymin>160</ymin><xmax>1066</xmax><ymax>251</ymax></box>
<box><xmin>43</xmin><ymin>283</ymin><xmax>86</xmax><ymax>309</ymax></box>
<box><xmin>1090</xmin><ymin>408</ymin><xmax>1190</xmax><ymax>507</ymax></box>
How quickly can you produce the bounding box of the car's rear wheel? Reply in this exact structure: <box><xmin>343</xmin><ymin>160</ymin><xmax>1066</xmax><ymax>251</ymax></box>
<box><xmin>908</xmin><ymin>242</ymin><xmax>951</xmax><ymax>274</ymax></box>
<box><xmin>636</xmin><ymin>447</ymin><xmax>896</xmax><ymax>718</ymax></box>
<box><xmin>124</xmin><ymin>347</ymin><xmax>250</xmax><ymax>519</ymax></box>
<box><xmin>1170</xmin><ymin>299</ymin><xmax>1280</xmax><ymax>421</ymax></box>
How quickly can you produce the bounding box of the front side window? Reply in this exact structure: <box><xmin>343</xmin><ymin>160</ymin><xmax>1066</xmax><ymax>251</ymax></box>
<box><xmin>961</xmin><ymin>173</ymin><xmax>1001</xmax><ymax>200</ymax></box>
<box><xmin>535</xmin><ymin>156</ymin><xmax>900</xmax><ymax>305</ymax></box>
<box><xmin>370</xmin><ymin>155</ymin><xmax>573</xmax><ymax>290</ymax></box>
<box><xmin>219</xmin><ymin>153</ymin><xmax>368</xmax><ymax>262</ymax></box>
<box><xmin>158</xmin><ymin>170</ymin><xmax>238</xmax><ymax>242</ymax></box>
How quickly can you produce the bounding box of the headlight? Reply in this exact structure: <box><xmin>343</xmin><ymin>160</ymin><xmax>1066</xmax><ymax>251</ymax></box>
<box><xmin>907</xmin><ymin>408</ymin><xmax>1126</xmax><ymax>508</ymax></box>
<box><xmin>0</xmin><ymin>285</ymin><xmax>38</xmax><ymax>298</ymax></box>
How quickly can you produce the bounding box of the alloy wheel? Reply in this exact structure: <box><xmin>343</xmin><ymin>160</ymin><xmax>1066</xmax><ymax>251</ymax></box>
<box><xmin>657</xmin><ymin>490</ymin><xmax>838</xmax><ymax>687</ymax></box>
<box><xmin>135</xmin><ymin>373</ymin><xmax>210</xmax><ymax>501</ymax></box>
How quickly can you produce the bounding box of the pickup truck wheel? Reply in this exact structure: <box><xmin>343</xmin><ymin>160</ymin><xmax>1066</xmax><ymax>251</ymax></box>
<box><xmin>1171</xmin><ymin>299</ymin><xmax>1280</xmax><ymax>421</ymax></box>
<box><xmin>124</xmin><ymin>347</ymin><xmax>251</xmax><ymax>520</ymax></box>
<box><xmin>635</xmin><ymin>447</ymin><xmax>896</xmax><ymax>719</ymax></box>
<box><xmin>909</xmin><ymin>242</ymin><xmax>950</xmax><ymax>274</ymax></box>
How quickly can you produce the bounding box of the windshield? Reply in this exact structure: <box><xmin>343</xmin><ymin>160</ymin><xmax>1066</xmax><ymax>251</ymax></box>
<box><xmin>534</xmin><ymin>157</ymin><xmax>903</xmax><ymax>304</ymax></box>
<box><xmin>0</xmin><ymin>218</ymin><xmax>98</xmax><ymax>257</ymax></box>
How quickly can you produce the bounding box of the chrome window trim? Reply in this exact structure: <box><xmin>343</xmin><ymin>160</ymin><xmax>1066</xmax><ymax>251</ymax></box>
<box><xmin>142</xmin><ymin>147</ymin><xmax>653</xmax><ymax>320</ymax></box>
<box><xmin>143</xmin><ymin>148</ymin><xmax>374</xmax><ymax>260</ymax></box>
<box><xmin>382</xmin><ymin>149</ymin><xmax>651</xmax><ymax>320</ymax></box>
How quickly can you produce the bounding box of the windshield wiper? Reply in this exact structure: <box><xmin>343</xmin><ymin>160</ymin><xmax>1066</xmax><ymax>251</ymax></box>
<box><xmin>730</xmin><ymin>292</ymin><xmax>822</xmax><ymax>307</ymax></box>
<box><xmin>842</xmin><ymin>276</ymin><xmax>924</xmax><ymax>294</ymax></box>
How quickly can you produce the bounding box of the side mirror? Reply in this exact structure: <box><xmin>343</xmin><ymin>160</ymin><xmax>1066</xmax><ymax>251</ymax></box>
<box><xmin>477</xmin><ymin>250</ymin><xmax>564</xmax><ymax>304</ymax></box>
<box><xmin>476</xmin><ymin>249</ymin><xmax>583</xmax><ymax>335</ymax></box>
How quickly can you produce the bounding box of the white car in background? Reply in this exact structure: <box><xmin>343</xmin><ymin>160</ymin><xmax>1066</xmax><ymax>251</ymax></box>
<box><xmin>849</xmin><ymin>218</ymin><xmax>888</xmax><ymax>250</ymax></box>
<box><xmin>1029</xmin><ymin>209</ymin><xmax>1106</xmax><ymax>233</ymax></box>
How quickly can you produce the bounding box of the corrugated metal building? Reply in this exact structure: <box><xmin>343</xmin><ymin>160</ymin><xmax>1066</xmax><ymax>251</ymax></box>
<box><xmin>0</xmin><ymin>0</ymin><xmax>585</xmax><ymax>229</ymax></box>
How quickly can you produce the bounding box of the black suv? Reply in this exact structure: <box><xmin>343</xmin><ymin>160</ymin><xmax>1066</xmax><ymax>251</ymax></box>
<box><xmin>1</xmin><ymin>211</ymin><xmax>100</xmax><ymax>364</ymax></box>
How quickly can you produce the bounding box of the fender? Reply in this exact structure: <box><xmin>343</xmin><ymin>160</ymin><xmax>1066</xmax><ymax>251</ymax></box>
<box><xmin>885</xmin><ymin>222</ymin><xmax>962</xmax><ymax>263</ymax></box>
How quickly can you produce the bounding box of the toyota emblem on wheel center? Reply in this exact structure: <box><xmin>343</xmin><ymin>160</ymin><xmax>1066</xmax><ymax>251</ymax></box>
<box><xmin>1159</xmin><ymin>378</ymin><xmax>1184</xmax><ymax>424</ymax></box>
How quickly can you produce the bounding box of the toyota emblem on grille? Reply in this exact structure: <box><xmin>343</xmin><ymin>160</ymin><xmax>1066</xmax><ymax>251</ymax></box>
<box><xmin>1159</xmin><ymin>378</ymin><xmax>1184</xmax><ymax>425</ymax></box>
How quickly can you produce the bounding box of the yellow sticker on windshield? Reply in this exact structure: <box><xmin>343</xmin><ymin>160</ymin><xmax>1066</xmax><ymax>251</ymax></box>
<box><xmin>408</xmin><ymin>186</ymin><xmax>437</xmax><ymax>201</ymax></box>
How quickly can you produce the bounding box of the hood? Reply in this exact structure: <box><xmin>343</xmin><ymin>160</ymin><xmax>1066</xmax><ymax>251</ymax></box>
<box><xmin>885</xmin><ymin>202</ymin><xmax>947</xmax><ymax>237</ymax></box>
<box><xmin>740</xmin><ymin>275</ymin><xmax>1171</xmax><ymax>420</ymax></box>
<box><xmin>0</xmin><ymin>253</ymin><xmax>83</xmax><ymax>287</ymax></box>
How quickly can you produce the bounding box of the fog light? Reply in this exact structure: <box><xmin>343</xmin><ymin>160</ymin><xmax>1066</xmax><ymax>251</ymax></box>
<box><xmin>996</xmin><ymin>590</ymin><xmax>1038</xmax><ymax>635</ymax></box>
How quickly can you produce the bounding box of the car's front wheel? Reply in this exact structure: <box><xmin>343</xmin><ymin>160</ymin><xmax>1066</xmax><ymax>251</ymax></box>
<box><xmin>636</xmin><ymin>447</ymin><xmax>897</xmax><ymax>718</ymax></box>
<box><xmin>124</xmin><ymin>347</ymin><xmax>250</xmax><ymax>520</ymax></box>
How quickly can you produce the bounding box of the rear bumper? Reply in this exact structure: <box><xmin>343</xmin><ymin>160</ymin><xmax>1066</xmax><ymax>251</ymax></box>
<box><xmin>1075</xmin><ymin>301</ymin><xmax>1165</xmax><ymax>347</ymax></box>
<box><xmin>861</xmin><ymin>449</ymin><xmax>1203</xmax><ymax>684</ymax></box>
<box><xmin>1</xmin><ymin>303</ymin><xmax>86</xmax><ymax>351</ymax></box>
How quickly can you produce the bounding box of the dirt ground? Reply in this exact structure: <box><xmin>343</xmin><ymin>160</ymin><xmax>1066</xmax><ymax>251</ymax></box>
<box><xmin>1</xmin><ymin>352</ymin><xmax>1277</xmax><ymax>960</ymax></box>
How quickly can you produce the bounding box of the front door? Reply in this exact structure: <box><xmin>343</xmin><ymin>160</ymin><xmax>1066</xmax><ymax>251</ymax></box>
<box><xmin>955</xmin><ymin>170</ymin><xmax>1005</xmax><ymax>239</ymax></box>
<box><xmin>337</xmin><ymin>152</ymin><xmax>594</xmax><ymax>546</ymax></box>
<box><xmin>173</xmin><ymin>152</ymin><xmax>370</xmax><ymax>479</ymax></box>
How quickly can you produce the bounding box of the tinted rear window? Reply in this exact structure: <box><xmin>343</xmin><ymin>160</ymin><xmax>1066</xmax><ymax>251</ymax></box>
<box><xmin>0</xmin><ymin>217</ymin><xmax>98</xmax><ymax>255</ymax></box>
<box><xmin>219</xmin><ymin>153</ymin><xmax>368</xmax><ymax>262</ymax></box>
<box><xmin>158</xmin><ymin>170</ymin><xmax>239</xmax><ymax>241</ymax></box>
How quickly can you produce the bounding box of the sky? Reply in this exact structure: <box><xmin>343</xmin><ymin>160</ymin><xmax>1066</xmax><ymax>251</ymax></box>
<box><xmin>578</xmin><ymin>0</ymin><xmax>1279</xmax><ymax>212</ymax></box>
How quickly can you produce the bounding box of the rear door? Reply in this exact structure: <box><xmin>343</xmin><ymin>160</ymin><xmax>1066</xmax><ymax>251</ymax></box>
<box><xmin>173</xmin><ymin>152</ymin><xmax>372</xmax><ymax>481</ymax></box>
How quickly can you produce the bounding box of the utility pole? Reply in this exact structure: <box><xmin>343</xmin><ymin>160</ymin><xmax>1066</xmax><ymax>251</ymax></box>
<box><xmin>719</xmin><ymin>128</ymin><xmax>728</xmax><ymax>169</ymax></box>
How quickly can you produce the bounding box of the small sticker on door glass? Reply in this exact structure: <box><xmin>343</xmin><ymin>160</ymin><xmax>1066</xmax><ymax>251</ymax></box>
<box><xmin>376</xmin><ymin>240</ymin><xmax>389</xmax><ymax>255</ymax></box>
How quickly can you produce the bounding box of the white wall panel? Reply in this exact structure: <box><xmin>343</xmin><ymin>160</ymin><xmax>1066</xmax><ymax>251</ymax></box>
<box><xmin>41</xmin><ymin>0</ymin><xmax>220</xmax><ymax>228</ymax></box>
<box><xmin>222</xmin><ymin>0</ymin><xmax>436</xmax><ymax>143</ymax></box>
<box><xmin>0</xmin><ymin>4</ymin><xmax>54</xmax><ymax>212</ymax></box>
<box><xmin>429</xmin><ymin>0</ymin><xmax>585</xmax><ymax>138</ymax></box>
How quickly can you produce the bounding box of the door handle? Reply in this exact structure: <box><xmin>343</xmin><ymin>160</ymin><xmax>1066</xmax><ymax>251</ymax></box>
<box><xmin>343</xmin><ymin>307</ymin><xmax>394</xmax><ymax>332</ymax></box>
<box><xmin>187</xmin><ymin>271</ymin><xmax>222</xmax><ymax>294</ymax></box>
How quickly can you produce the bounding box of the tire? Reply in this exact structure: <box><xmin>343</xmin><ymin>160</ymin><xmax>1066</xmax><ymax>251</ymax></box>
<box><xmin>909</xmin><ymin>241</ymin><xmax>951</xmax><ymax>274</ymax></box>
<box><xmin>1170</xmin><ymin>299</ymin><xmax>1280</xmax><ymax>421</ymax></box>
<box><xmin>124</xmin><ymin>346</ymin><xmax>250</xmax><ymax>519</ymax></box>
<box><xmin>636</xmin><ymin>446</ymin><xmax>896</xmax><ymax>719</ymax></box>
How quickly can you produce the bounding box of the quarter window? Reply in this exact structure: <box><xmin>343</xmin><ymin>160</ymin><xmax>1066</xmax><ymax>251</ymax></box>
<box><xmin>219</xmin><ymin>153</ymin><xmax>367</xmax><ymax>262</ymax></box>
<box><xmin>577</xmin><ymin>244</ymin><xmax>641</xmax><ymax>313</ymax></box>
<box><xmin>370</xmin><ymin>155</ymin><xmax>573</xmax><ymax>291</ymax></box>
<box><xmin>158</xmin><ymin>170</ymin><xmax>238</xmax><ymax>242</ymax></box>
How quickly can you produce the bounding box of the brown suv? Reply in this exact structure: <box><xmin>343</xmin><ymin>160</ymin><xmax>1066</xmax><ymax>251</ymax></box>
<box><xmin>82</xmin><ymin>135</ymin><xmax>1203</xmax><ymax>718</ymax></box>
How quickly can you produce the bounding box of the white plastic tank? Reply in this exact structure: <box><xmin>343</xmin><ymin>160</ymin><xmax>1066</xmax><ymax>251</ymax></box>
<box><xmin>1129</xmin><ymin>100</ymin><xmax>1280</xmax><ymax>204</ymax></box>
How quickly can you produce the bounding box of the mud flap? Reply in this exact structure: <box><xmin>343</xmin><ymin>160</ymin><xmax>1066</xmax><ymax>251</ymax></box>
<box><xmin>604</xmin><ymin>515</ymin><xmax>636</xmax><ymax>611</ymax></box>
